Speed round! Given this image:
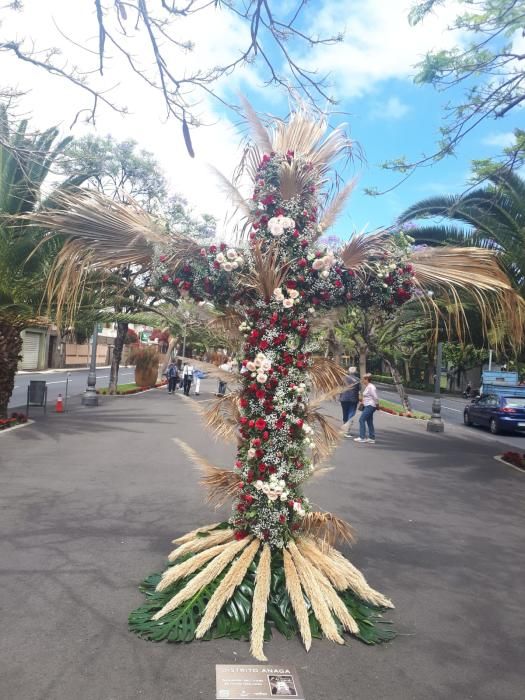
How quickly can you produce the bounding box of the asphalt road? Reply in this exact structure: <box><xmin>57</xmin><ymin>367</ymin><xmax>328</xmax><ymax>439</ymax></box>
<box><xmin>10</xmin><ymin>366</ymin><xmax>136</xmax><ymax>410</ymax></box>
<box><xmin>379</xmin><ymin>385</ymin><xmax>525</xmax><ymax>450</ymax></box>
<box><xmin>1</xmin><ymin>389</ymin><xmax>523</xmax><ymax>700</ymax></box>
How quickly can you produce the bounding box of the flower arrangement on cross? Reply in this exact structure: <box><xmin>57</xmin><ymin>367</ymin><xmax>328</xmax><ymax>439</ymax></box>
<box><xmin>25</xmin><ymin>104</ymin><xmax>524</xmax><ymax>660</ymax></box>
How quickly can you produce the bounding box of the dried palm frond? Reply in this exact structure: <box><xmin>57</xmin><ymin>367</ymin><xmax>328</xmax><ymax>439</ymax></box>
<box><xmin>208</xmin><ymin>165</ymin><xmax>252</xmax><ymax>217</ymax></box>
<box><xmin>308</xmin><ymin>356</ymin><xmax>347</xmax><ymax>396</ymax></box>
<box><xmin>153</xmin><ymin>536</ymin><xmax>253</xmax><ymax>620</ymax></box>
<box><xmin>306</xmin><ymin>408</ymin><xmax>341</xmax><ymax>460</ymax></box>
<box><xmin>318</xmin><ymin>179</ymin><xmax>357</xmax><ymax>235</ymax></box>
<box><xmin>207</xmin><ymin>309</ymin><xmax>244</xmax><ymax>344</ymax></box>
<box><xmin>240</xmin><ymin>96</ymin><xmax>273</xmax><ymax>154</ymax></box>
<box><xmin>300</xmin><ymin>511</ymin><xmax>356</xmax><ymax>548</ymax></box>
<box><xmin>172</xmin><ymin>438</ymin><xmax>241</xmax><ymax>506</ymax></box>
<box><xmin>250</xmin><ymin>544</ymin><xmax>272</xmax><ymax>661</ymax></box>
<box><xmin>410</xmin><ymin>246</ymin><xmax>525</xmax><ymax>348</ymax></box>
<box><xmin>283</xmin><ymin>547</ymin><xmax>312</xmax><ymax>651</ymax></box>
<box><xmin>183</xmin><ymin>357</ymin><xmax>239</xmax><ymax>384</ymax></box>
<box><xmin>167</xmin><ymin>528</ymin><xmax>235</xmax><ymax>562</ymax></box>
<box><xmin>239</xmin><ymin>242</ymin><xmax>290</xmax><ymax>302</ymax></box>
<box><xmin>202</xmin><ymin>391</ymin><xmax>242</xmax><ymax>443</ymax></box>
<box><xmin>287</xmin><ymin>541</ymin><xmax>344</xmax><ymax>644</ymax></box>
<box><xmin>340</xmin><ymin>230</ymin><xmax>391</xmax><ymax>271</ymax></box>
<box><xmin>195</xmin><ymin>539</ymin><xmax>261</xmax><ymax>638</ymax></box>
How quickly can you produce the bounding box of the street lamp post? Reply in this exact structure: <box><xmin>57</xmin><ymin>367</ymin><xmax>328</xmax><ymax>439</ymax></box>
<box><xmin>181</xmin><ymin>311</ymin><xmax>189</xmax><ymax>360</ymax></box>
<box><xmin>427</xmin><ymin>340</ymin><xmax>444</xmax><ymax>433</ymax></box>
<box><xmin>82</xmin><ymin>324</ymin><xmax>99</xmax><ymax>406</ymax></box>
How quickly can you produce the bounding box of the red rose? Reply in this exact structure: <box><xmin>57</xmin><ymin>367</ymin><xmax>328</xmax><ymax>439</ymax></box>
<box><xmin>279</xmin><ymin>515</ymin><xmax>286</xmax><ymax>524</ymax></box>
<box><xmin>268</xmin><ymin>466</ymin><xmax>277</xmax><ymax>474</ymax></box>
<box><xmin>235</xmin><ymin>460</ymin><xmax>242</xmax><ymax>468</ymax></box>
<box><xmin>162</xmin><ymin>274</ymin><xmax>169</xmax><ymax>282</ymax></box>
<box><xmin>258</xmin><ymin>462</ymin><xmax>266</xmax><ymax>473</ymax></box>
<box><xmin>213</xmin><ymin>260</ymin><xmax>220</xmax><ymax>269</ymax></box>
<box><xmin>255</xmin><ymin>449</ymin><xmax>264</xmax><ymax>459</ymax></box>
<box><xmin>255</xmin><ymin>418</ymin><xmax>267</xmax><ymax>431</ymax></box>
<box><xmin>296</xmin><ymin>419</ymin><xmax>304</xmax><ymax>428</ymax></box>
<box><xmin>252</xmin><ymin>438</ymin><xmax>261</xmax><ymax>447</ymax></box>
<box><xmin>292</xmin><ymin>230</ymin><xmax>300</xmax><ymax>238</ymax></box>
<box><xmin>262</xmin><ymin>431</ymin><xmax>269</xmax><ymax>441</ymax></box>
<box><xmin>301</xmin><ymin>240</ymin><xmax>308</xmax><ymax>248</ymax></box>
<box><xmin>239</xmin><ymin>398</ymin><xmax>248</xmax><ymax>408</ymax></box>
<box><xmin>298</xmin><ymin>258</ymin><xmax>307</xmax><ymax>268</ymax></box>
<box><xmin>244</xmin><ymin>494</ymin><xmax>254</xmax><ymax>505</ymax></box>
<box><xmin>334</xmin><ymin>279</ymin><xmax>342</xmax><ymax>288</ymax></box>
<box><xmin>159</xmin><ymin>255</ymin><xmax>167</xmax><ymax>262</ymax></box>
<box><xmin>220</xmin><ymin>242</ymin><xmax>227</xmax><ymax>251</ymax></box>
<box><xmin>255</xmin><ymin>389</ymin><xmax>266</xmax><ymax>400</ymax></box>
<box><xmin>259</xmin><ymin>340</ymin><xmax>269</xmax><ymax>350</ymax></box>
<box><xmin>234</xmin><ymin>530</ymin><xmax>248</xmax><ymax>540</ymax></box>
<box><xmin>182</xmin><ymin>281</ymin><xmax>192</xmax><ymax>290</ymax></box>
<box><xmin>209</xmin><ymin>244</ymin><xmax>217</xmax><ymax>253</ymax></box>
<box><xmin>249</xmin><ymin>419</ymin><xmax>255</xmax><ymax>428</ymax></box>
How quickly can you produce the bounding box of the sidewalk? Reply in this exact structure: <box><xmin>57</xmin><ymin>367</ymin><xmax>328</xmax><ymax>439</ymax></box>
<box><xmin>0</xmin><ymin>389</ymin><xmax>523</xmax><ymax>700</ymax></box>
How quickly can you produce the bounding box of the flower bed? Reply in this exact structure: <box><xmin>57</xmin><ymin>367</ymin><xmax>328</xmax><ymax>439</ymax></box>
<box><xmin>97</xmin><ymin>380</ymin><xmax>167</xmax><ymax>396</ymax></box>
<box><xmin>378</xmin><ymin>400</ymin><xmax>430</xmax><ymax>420</ymax></box>
<box><xmin>0</xmin><ymin>412</ymin><xmax>28</xmax><ymax>431</ymax></box>
<box><xmin>500</xmin><ymin>452</ymin><xmax>525</xmax><ymax>471</ymax></box>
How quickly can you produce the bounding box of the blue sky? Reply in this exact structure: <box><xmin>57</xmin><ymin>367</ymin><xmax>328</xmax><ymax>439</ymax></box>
<box><xmin>1</xmin><ymin>0</ymin><xmax>521</xmax><ymax>241</ymax></box>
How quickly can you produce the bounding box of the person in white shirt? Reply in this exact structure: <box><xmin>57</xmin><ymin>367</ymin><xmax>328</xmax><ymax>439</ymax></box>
<box><xmin>354</xmin><ymin>373</ymin><xmax>379</xmax><ymax>444</ymax></box>
<box><xmin>182</xmin><ymin>362</ymin><xmax>194</xmax><ymax>396</ymax></box>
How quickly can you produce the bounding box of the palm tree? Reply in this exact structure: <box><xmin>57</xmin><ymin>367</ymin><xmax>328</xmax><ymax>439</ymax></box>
<box><xmin>398</xmin><ymin>170</ymin><xmax>525</xmax><ymax>298</ymax></box>
<box><xmin>0</xmin><ymin>106</ymin><xmax>88</xmax><ymax>417</ymax></box>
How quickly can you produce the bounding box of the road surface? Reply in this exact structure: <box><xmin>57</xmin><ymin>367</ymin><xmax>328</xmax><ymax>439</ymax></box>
<box><xmin>9</xmin><ymin>366</ymin><xmax>136</xmax><ymax>411</ymax></box>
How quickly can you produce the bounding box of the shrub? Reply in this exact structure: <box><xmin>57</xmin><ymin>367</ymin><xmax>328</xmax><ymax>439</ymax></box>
<box><xmin>125</xmin><ymin>328</ymin><xmax>139</xmax><ymax>345</ymax></box>
<box><xmin>501</xmin><ymin>452</ymin><xmax>525</xmax><ymax>470</ymax></box>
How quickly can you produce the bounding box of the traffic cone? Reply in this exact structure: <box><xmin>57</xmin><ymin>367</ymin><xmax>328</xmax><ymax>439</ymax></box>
<box><xmin>55</xmin><ymin>394</ymin><xmax>64</xmax><ymax>413</ymax></box>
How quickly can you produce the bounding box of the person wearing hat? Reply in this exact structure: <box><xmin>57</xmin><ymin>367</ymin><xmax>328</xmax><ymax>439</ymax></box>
<box><xmin>339</xmin><ymin>366</ymin><xmax>360</xmax><ymax>437</ymax></box>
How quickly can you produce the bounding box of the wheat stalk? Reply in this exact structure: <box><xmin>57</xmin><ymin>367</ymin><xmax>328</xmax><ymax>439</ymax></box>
<box><xmin>283</xmin><ymin>547</ymin><xmax>312</xmax><ymax>652</ymax></box>
<box><xmin>167</xmin><ymin>528</ymin><xmax>235</xmax><ymax>562</ymax></box>
<box><xmin>250</xmin><ymin>544</ymin><xmax>272</xmax><ymax>661</ymax></box>
<box><xmin>157</xmin><ymin>540</ymin><xmax>240</xmax><ymax>592</ymax></box>
<box><xmin>153</xmin><ymin>537</ymin><xmax>253</xmax><ymax>620</ymax></box>
<box><xmin>195</xmin><ymin>539</ymin><xmax>261</xmax><ymax>638</ymax></box>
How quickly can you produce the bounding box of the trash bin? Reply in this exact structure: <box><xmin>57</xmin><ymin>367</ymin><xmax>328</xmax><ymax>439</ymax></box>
<box><xmin>27</xmin><ymin>380</ymin><xmax>47</xmax><ymax>416</ymax></box>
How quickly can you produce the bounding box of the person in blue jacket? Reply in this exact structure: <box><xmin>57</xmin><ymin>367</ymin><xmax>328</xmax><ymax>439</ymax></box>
<box><xmin>193</xmin><ymin>369</ymin><xmax>205</xmax><ymax>395</ymax></box>
<box><xmin>339</xmin><ymin>366</ymin><xmax>360</xmax><ymax>437</ymax></box>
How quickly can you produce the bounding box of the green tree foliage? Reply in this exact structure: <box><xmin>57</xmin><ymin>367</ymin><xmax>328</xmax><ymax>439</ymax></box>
<box><xmin>0</xmin><ymin>106</ymin><xmax>88</xmax><ymax>416</ymax></box>
<box><xmin>379</xmin><ymin>0</ymin><xmax>525</xmax><ymax>184</ymax></box>
<box><xmin>399</xmin><ymin>170</ymin><xmax>525</xmax><ymax>298</ymax></box>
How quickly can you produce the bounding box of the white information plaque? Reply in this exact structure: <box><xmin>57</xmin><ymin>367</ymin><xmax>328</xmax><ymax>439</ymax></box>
<box><xmin>216</xmin><ymin>664</ymin><xmax>305</xmax><ymax>699</ymax></box>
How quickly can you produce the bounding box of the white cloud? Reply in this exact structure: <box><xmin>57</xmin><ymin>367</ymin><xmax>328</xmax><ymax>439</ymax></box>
<box><xmin>482</xmin><ymin>132</ymin><xmax>516</xmax><ymax>148</ymax></box>
<box><xmin>300</xmin><ymin>0</ymin><xmax>465</xmax><ymax>100</ymax></box>
<box><xmin>371</xmin><ymin>96</ymin><xmax>410</xmax><ymax>120</ymax></box>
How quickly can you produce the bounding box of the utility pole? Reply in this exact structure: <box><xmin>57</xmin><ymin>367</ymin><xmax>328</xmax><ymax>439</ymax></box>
<box><xmin>82</xmin><ymin>324</ymin><xmax>99</xmax><ymax>406</ymax></box>
<box><xmin>427</xmin><ymin>341</ymin><xmax>444</xmax><ymax>433</ymax></box>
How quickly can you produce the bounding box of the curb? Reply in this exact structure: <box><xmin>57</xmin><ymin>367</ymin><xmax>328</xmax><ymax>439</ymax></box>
<box><xmin>0</xmin><ymin>419</ymin><xmax>35</xmax><ymax>436</ymax></box>
<box><xmin>493</xmin><ymin>455</ymin><xmax>525</xmax><ymax>474</ymax></box>
<box><xmin>97</xmin><ymin>385</ymin><xmax>167</xmax><ymax>397</ymax></box>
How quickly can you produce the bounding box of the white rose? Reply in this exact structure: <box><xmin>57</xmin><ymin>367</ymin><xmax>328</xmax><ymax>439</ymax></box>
<box><xmin>231</xmin><ymin>261</ymin><xmax>239</xmax><ymax>270</ymax></box>
<box><xmin>236</xmin><ymin>257</ymin><xmax>244</xmax><ymax>266</ymax></box>
<box><xmin>255</xmin><ymin>480</ymin><xmax>263</xmax><ymax>490</ymax></box>
<box><xmin>246</xmin><ymin>361</ymin><xmax>256</xmax><ymax>371</ymax></box>
<box><xmin>312</xmin><ymin>259</ymin><xmax>324</xmax><ymax>271</ymax></box>
<box><xmin>216</xmin><ymin>252</ymin><xmax>225</xmax><ymax>263</ymax></box>
<box><xmin>293</xmin><ymin>502</ymin><xmax>300</xmax><ymax>511</ymax></box>
<box><xmin>247</xmin><ymin>448</ymin><xmax>256</xmax><ymax>459</ymax></box>
<box><xmin>273</xmin><ymin>287</ymin><xmax>283</xmax><ymax>298</ymax></box>
<box><xmin>282</xmin><ymin>298</ymin><xmax>294</xmax><ymax>308</ymax></box>
<box><xmin>226</xmin><ymin>249</ymin><xmax>237</xmax><ymax>260</ymax></box>
<box><xmin>280</xmin><ymin>493</ymin><xmax>288</xmax><ymax>501</ymax></box>
<box><xmin>222</xmin><ymin>262</ymin><xmax>233</xmax><ymax>272</ymax></box>
<box><xmin>268</xmin><ymin>217</ymin><xmax>284</xmax><ymax>236</ymax></box>
<box><xmin>321</xmin><ymin>269</ymin><xmax>330</xmax><ymax>279</ymax></box>
<box><xmin>288</xmin><ymin>289</ymin><xmax>299</xmax><ymax>299</ymax></box>
<box><xmin>256</xmin><ymin>373</ymin><xmax>268</xmax><ymax>383</ymax></box>
<box><xmin>279</xmin><ymin>479</ymin><xmax>286</xmax><ymax>487</ymax></box>
<box><xmin>261</xmin><ymin>360</ymin><xmax>272</xmax><ymax>371</ymax></box>
<box><xmin>281</xmin><ymin>217</ymin><xmax>295</xmax><ymax>229</ymax></box>
<box><xmin>308</xmin><ymin>307</ymin><xmax>315</xmax><ymax>314</ymax></box>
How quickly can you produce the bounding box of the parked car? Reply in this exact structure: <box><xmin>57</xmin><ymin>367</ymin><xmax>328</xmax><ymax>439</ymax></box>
<box><xmin>463</xmin><ymin>393</ymin><xmax>525</xmax><ymax>434</ymax></box>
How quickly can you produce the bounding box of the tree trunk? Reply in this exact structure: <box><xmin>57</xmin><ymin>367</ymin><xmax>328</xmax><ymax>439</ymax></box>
<box><xmin>109</xmin><ymin>321</ymin><xmax>128</xmax><ymax>394</ymax></box>
<box><xmin>358</xmin><ymin>344</ymin><xmax>368</xmax><ymax>377</ymax></box>
<box><xmin>403</xmin><ymin>359</ymin><xmax>410</xmax><ymax>383</ymax></box>
<box><xmin>157</xmin><ymin>334</ymin><xmax>178</xmax><ymax>382</ymax></box>
<box><xmin>0</xmin><ymin>321</ymin><xmax>23</xmax><ymax>419</ymax></box>
<box><xmin>383</xmin><ymin>357</ymin><xmax>412</xmax><ymax>412</ymax></box>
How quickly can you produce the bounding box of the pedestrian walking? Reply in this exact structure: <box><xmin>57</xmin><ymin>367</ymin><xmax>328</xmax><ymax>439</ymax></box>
<box><xmin>182</xmin><ymin>362</ymin><xmax>194</xmax><ymax>396</ymax></box>
<box><xmin>340</xmin><ymin>366</ymin><xmax>360</xmax><ymax>438</ymax></box>
<box><xmin>165</xmin><ymin>361</ymin><xmax>179</xmax><ymax>394</ymax></box>
<box><xmin>354</xmin><ymin>373</ymin><xmax>379</xmax><ymax>444</ymax></box>
<box><xmin>217</xmin><ymin>358</ymin><xmax>233</xmax><ymax>396</ymax></box>
<box><xmin>193</xmin><ymin>369</ymin><xmax>205</xmax><ymax>395</ymax></box>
